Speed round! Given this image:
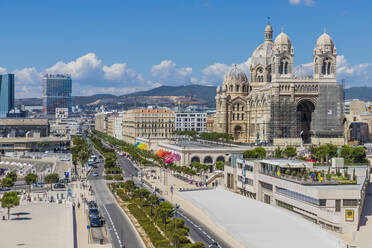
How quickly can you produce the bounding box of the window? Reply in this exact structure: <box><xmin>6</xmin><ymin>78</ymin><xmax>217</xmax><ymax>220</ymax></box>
<box><xmin>343</xmin><ymin>199</ymin><xmax>358</xmax><ymax>207</ymax></box>
<box><xmin>237</xmin><ymin>113</ymin><xmax>239</xmax><ymax>120</ymax></box>
<box><xmin>241</xmin><ymin>113</ymin><xmax>244</xmax><ymax>120</ymax></box>
<box><xmin>232</xmin><ymin>113</ymin><xmax>235</xmax><ymax>120</ymax></box>
<box><xmin>261</xmin><ymin>182</ymin><xmax>272</xmax><ymax>191</ymax></box>
<box><xmin>336</xmin><ymin>200</ymin><xmax>341</xmax><ymax>212</ymax></box>
<box><xmin>264</xmin><ymin>194</ymin><xmax>271</xmax><ymax>204</ymax></box>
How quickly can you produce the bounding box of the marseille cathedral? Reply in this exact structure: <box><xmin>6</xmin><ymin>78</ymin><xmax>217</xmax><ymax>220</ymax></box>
<box><xmin>214</xmin><ymin>21</ymin><xmax>344</xmax><ymax>145</ymax></box>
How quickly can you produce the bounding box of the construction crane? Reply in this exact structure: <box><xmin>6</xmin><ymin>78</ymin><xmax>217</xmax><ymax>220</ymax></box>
<box><xmin>175</xmin><ymin>93</ymin><xmax>201</xmax><ymax>110</ymax></box>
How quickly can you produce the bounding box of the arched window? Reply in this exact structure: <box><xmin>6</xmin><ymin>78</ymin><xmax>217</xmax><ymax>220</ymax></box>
<box><xmin>327</xmin><ymin>62</ymin><xmax>331</xmax><ymax>75</ymax></box>
<box><xmin>230</xmin><ymin>85</ymin><xmax>233</xmax><ymax>92</ymax></box>
<box><xmin>236</xmin><ymin>85</ymin><xmax>240</xmax><ymax>92</ymax></box>
<box><xmin>242</xmin><ymin>85</ymin><xmax>246</xmax><ymax>92</ymax></box>
<box><xmin>284</xmin><ymin>62</ymin><xmax>288</xmax><ymax>74</ymax></box>
<box><xmin>279</xmin><ymin>62</ymin><xmax>283</xmax><ymax>74</ymax></box>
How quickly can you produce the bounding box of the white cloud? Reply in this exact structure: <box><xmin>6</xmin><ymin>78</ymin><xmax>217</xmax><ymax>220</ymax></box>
<box><xmin>289</xmin><ymin>0</ymin><xmax>314</xmax><ymax>6</ymax></box>
<box><xmin>294</xmin><ymin>55</ymin><xmax>372</xmax><ymax>87</ymax></box>
<box><xmin>199</xmin><ymin>58</ymin><xmax>251</xmax><ymax>85</ymax></box>
<box><xmin>151</xmin><ymin>60</ymin><xmax>192</xmax><ymax>85</ymax></box>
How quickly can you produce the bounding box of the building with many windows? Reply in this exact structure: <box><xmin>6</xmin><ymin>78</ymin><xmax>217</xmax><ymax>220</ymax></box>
<box><xmin>107</xmin><ymin>112</ymin><xmax>123</xmax><ymax>140</ymax></box>
<box><xmin>175</xmin><ymin>111</ymin><xmax>207</xmax><ymax>132</ymax></box>
<box><xmin>122</xmin><ymin>108</ymin><xmax>174</xmax><ymax>144</ymax></box>
<box><xmin>0</xmin><ymin>74</ymin><xmax>14</xmax><ymax>118</ymax></box>
<box><xmin>225</xmin><ymin>157</ymin><xmax>369</xmax><ymax>234</ymax></box>
<box><xmin>42</xmin><ymin>74</ymin><xmax>72</xmax><ymax>116</ymax></box>
<box><xmin>94</xmin><ymin>112</ymin><xmax>109</xmax><ymax>133</ymax></box>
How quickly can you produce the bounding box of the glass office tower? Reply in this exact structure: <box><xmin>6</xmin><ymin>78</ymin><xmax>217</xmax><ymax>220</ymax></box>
<box><xmin>0</xmin><ymin>74</ymin><xmax>15</xmax><ymax>117</ymax></box>
<box><xmin>42</xmin><ymin>74</ymin><xmax>72</xmax><ymax>115</ymax></box>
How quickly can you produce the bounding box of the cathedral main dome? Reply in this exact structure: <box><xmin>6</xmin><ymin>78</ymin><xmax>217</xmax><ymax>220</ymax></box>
<box><xmin>223</xmin><ymin>64</ymin><xmax>248</xmax><ymax>84</ymax></box>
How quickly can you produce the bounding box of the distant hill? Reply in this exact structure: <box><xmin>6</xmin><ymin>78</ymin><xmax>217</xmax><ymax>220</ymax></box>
<box><xmin>344</xmin><ymin>87</ymin><xmax>372</xmax><ymax>101</ymax></box>
<box><xmin>15</xmin><ymin>85</ymin><xmax>372</xmax><ymax>107</ymax></box>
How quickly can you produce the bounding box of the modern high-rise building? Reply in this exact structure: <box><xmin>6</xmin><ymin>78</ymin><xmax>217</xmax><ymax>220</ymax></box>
<box><xmin>42</xmin><ymin>74</ymin><xmax>72</xmax><ymax>115</ymax></box>
<box><xmin>0</xmin><ymin>74</ymin><xmax>15</xmax><ymax>117</ymax></box>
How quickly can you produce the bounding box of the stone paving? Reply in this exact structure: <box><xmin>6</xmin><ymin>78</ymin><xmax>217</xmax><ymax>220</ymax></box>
<box><xmin>0</xmin><ymin>198</ymin><xmax>73</xmax><ymax>248</ymax></box>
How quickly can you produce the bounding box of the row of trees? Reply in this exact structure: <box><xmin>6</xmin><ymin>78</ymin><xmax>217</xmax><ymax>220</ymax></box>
<box><xmin>116</xmin><ymin>180</ymin><xmax>205</xmax><ymax>248</ymax></box>
<box><xmin>71</xmin><ymin>136</ymin><xmax>92</xmax><ymax>166</ymax></box>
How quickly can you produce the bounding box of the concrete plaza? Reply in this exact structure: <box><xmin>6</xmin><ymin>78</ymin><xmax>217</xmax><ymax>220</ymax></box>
<box><xmin>0</xmin><ymin>202</ymin><xmax>73</xmax><ymax>248</ymax></box>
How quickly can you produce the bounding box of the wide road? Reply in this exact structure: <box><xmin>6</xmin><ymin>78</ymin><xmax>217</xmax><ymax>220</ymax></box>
<box><xmin>86</xmin><ymin>137</ymin><xmax>145</xmax><ymax>248</ymax></box>
<box><xmin>115</xmin><ymin>149</ymin><xmax>228</xmax><ymax>248</ymax></box>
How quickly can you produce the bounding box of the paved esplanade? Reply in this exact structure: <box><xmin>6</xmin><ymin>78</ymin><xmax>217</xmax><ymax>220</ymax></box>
<box><xmin>0</xmin><ymin>202</ymin><xmax>73</xmax><ymax>248</ymax></box>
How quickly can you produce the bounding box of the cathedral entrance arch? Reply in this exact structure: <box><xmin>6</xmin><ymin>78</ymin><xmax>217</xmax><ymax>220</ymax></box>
<box><xmin>297</xmin><ymin>100</ymin><xmax>315</xmax><ymax>143</ymax></box>
<box><xmin>203</xmin><ymin>156</ymin><xmax>213</xmax><ymax>164</ymax></box>
<box><xmin>234</xmin><ymin>125</ymin><xmax>242</xmax><ymax>140</ymax></box>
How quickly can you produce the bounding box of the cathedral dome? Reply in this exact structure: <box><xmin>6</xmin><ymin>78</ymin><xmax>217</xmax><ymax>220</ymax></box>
<box><xmin>316</xmin><ymin>32</ymin><xmax>334</xmax><ymax>47</ymax></box>
<box><xmin>223</xmin><ymin>64</ymin><xmax>248</xmax><ymax>84</ymax></box>
<box><xmin>274</xmin><ymin>31</ymin><xmax>291</xmax><ymax>46</ymax></box>
<box><xmin>251</xmin><ymin>42</ymin><xmax>273</xmax><ymax>67</ymax></box>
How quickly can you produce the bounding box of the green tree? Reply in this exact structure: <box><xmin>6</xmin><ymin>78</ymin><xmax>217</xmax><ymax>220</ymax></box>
<box><xmin>147</xmin><ymin>194</ymin><xmax>158</xmax><ymax>216</ymax></box>
<box><xmin>44</xmin><ymin>173</ymin><xmax>59</xmax><ymax>190</ymax></box>
<box><xmin>135</xmin><ymin>188</ymin><xmax>150</xmax><ymax>208</ymax></box>
<box><xmin>215</xmin><ymin>161</ymin><xmax>224</xmax><ymax>171</ymax></box>
<box><xmin>1</xmin><ymin>177</ymin><xmax>14</xmax><ymax>188</ymax></box>
<box><xmin>123</xmin><ymin>180</ymin><xmax>135</xmax><ymax>196</ymax></box>
<box><xmin>283</xmin><ymin>146</ymin><xmax>297</xmax><ymax>158</ymax></box>
<box><xmin>352</xmin><ymin>147</ymin><xmax>367</xmax><ymax>163</ymax></box>
<box><xmin>25</xmin><ymin>173</ymin><xmax>38</xmax><ymax>190</ymax></box>
<box><xmin>157</xmin><ymin>201</ymin><xmax>174</xmax><ymax>232</ymax></box>
<box><xmin>186</xmin><ymin>242</ymin><xmax>206</xmax><ymax>248</ymax></box>
<box><xmin>6</xmin><ymin>171</ymin><xmax>17</xmax><ymax>183</ymax></box>
<box><xmin>274</xmin><ymin>147</ymin><xmax>282</xmax><ymax>158</ymax></box>
<box><xmin>1</xmin><ymin>191</ymin><xmax>20</xmax><ymax>220</ymax></box>
<box><xmin>340</xmin><ymin>145</ymin><xmax>353</xmax><ymax>162</ymax></box>
<box><xmin>254</xmin><ymin>147</ymin><xmax>266</xmax><ymax>159</ymax></box>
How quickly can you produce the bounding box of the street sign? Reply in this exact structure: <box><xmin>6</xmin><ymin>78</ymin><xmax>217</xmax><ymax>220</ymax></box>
<box><xmin>87</xmin><ymin>225</ymin><xmax>91</xmax><ymax>230</ymax></box>
<box><xmin>65</xmin><ymin>172</ymin><xmax>69</xmax><ymax>178</ymax></box>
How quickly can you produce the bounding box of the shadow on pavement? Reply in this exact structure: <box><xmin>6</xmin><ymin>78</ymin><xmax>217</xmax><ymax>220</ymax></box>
<box><xmin>11</xmin><ymin>212</ymin><xmax>30</xmax><ymax>216</ymax></box>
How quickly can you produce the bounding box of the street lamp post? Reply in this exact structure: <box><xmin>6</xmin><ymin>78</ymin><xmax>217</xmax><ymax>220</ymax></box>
<box><xmin>173</xmin><ymin>203</ymin><xmax>180</xmax><ymax>248</ymax></box>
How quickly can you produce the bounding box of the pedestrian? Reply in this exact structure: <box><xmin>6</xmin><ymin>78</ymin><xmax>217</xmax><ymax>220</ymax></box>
<box><xmin>78</xmin><ymin>202</ymin><xmax>80</xmax><ymax>208</ymax></box>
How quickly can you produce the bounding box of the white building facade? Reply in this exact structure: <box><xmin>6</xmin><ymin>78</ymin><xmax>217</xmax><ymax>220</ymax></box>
<box><xmin>225</xmin><ymin>158</ymin><xmax>369</xmax><ymax>234</ymax></box>
<box><xmin>175</xmin><ymin>111</ymin><xmax>207</xmax><ymax>132</ymax></box>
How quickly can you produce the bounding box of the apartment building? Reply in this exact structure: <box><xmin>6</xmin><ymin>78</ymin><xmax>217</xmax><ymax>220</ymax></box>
<box><xmin>175</xmin><ymin>111</ymin><xmax>206</xmax><ymax>132</ymax></box>
<box><xmin>122</xmin><ymin>108</ymin><xmax>175</xmax><ymax>144</ymax></box>
<box><xmin>107</xmin><ymin>112</ymin><xmax>123</xmax><ymax>140</ymax></box>
<box><xmin>225</xmin><ymin>157</ymin><xmax>369</xmax><ymax>234</ymax></box>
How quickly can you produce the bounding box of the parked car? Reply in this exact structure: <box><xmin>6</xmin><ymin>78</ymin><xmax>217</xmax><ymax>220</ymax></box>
<box><xmin>59</xmin><ymin>178</ymin><xmax>70</xmax><ymax>184</ymax></box>
<box><xmin>88</xmin><ymin>200</ymin><xmax>98</xmax><ymax>209</ymax></box>
<box><xmin>90</xmin><ymin>216</ymin><xmax>105</xmax><ymax>227</ymax></box>
<box><xmin>32</xmin><ymin>182</ymin><xmax>43</xmax><ymax>188</ymax></box>
<box><xmin>53</xmin><ymin>183</ymin><xmax>66</xmax><ymax>189</ymax></box>
<box><xmin>92</xmin><ymin>171</ymin><xmax>99</xmax><ymax>177</ymax></box>
<box><xmin>89</xmin><ymin>208</ymin><xmax>100</xmax><ymax>219</ymax></box>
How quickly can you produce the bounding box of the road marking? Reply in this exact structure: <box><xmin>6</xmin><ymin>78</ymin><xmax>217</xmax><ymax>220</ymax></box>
<box><xmin>102</xmin><ymin>204</ymin><xmax>123</xmax><ymax>247</ymax></box>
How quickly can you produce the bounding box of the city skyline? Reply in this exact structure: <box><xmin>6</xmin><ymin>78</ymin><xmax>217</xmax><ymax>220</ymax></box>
<box><xmin>0</xmin><ymin>0</ymin><xmax>371</xmax><ymax>98</ymax></box>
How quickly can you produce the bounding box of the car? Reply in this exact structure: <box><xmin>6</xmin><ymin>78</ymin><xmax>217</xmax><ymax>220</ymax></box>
<box><xmin>92</xmin><ymin>171</ymin><xmax>99</xmax><ymax>177</ymax></box>
<box><xmin>89</xmin><ymin>208</ymin><xmax>99</xmax><ymax>219</ymax></box>
<box><xmin>158</xmin><ymin>198</ymin><xmax>165</xmax><ymax>204</ymax></box>
<box><xmin>59</xmin><ymin>178</ymin><xmax>70</xmax><ymax>184</ymax></box>
<box><xmin>88</xmin><ymin>201</ymin><xmax>98</xmax><ymax>209</ymax></box>
<box><xmin>53</xmin><ymin>183</ymin><xmax>65</xmax><ymax>189</ymax></box>
<box><xmin>32</xmin><ymin>182</ymin><xmax>43</xmax><ymax>188</ymax></box>
<box><xmin>90</xmin><ymin>216</ymin><xmax>105</xmax><ymax>227</ymax></box>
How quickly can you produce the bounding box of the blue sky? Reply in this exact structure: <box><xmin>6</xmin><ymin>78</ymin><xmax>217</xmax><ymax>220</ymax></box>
<box><xmin>0</xmin><ymin>0</ymin><xmax>371</xmax><ymax>97</ymax></box>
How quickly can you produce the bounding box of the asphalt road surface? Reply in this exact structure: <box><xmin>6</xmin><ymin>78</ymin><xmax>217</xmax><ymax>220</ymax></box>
<box><xmin>86</xmin><ymin>138</ymin><xmax>145</xmax><ymax>248</ymax></box>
